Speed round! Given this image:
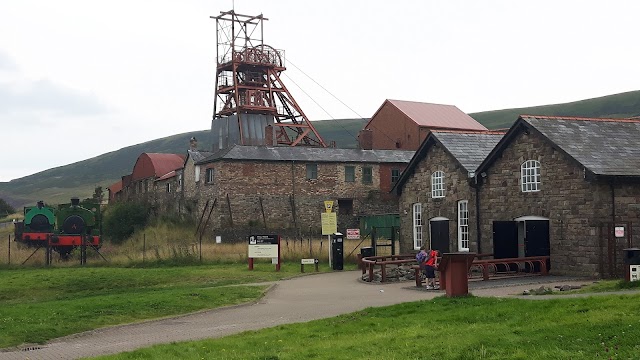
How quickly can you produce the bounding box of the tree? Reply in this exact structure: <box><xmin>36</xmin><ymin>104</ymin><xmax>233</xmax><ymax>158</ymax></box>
<box><xmin>102</xmin><ymin>202</ymin><xmax>149</xmax><ymax>244</ymax></box>
<box><xmin>0</xmin><ymin>198</ymin><xmax>16</xmax><ymax>217</ymax></box>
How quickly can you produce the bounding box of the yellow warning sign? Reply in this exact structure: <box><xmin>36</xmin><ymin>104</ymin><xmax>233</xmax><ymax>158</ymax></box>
<box><xmin>324</xmin><ymin>200</ymin><xmax>334</xmax><ymax>213</ymax></box>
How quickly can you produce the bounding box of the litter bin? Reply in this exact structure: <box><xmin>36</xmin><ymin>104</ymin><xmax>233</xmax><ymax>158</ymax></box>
<box><xmin>623</xmin><ymin>248</ymin><xmax>640</xmax><ymax>282</ymax></box>
<box><xmin>361</xmin><ymin>246</ymin><xmax>375</xmax><ymax>258</ymax></box>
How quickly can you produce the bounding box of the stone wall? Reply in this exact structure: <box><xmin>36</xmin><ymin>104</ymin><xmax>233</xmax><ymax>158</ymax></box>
<box><xmin>190</xmin><ymin>159</ymin><xmax>402</xmax><ymax>240</ymax></box>
<box><xmin>478</xmin><ymin>128</ymin><xmax>611</xmax><ymax>277</ymax></box>
<box><xmin>399</xmin><ymin>143</ymin><xmax>477</xmax><ymax>253</ymax></box>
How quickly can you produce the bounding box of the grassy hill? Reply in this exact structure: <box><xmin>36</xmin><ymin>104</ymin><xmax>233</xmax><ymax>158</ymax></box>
<box><xmin>469</xmin><ymin>90</ymin><xmax>640</xmax><ymax>129</ymax></box>
<box><xmin>0</xmin><ymin>119</ymin><xmax>367</xmax><ymax>208</ymax></box>
<box><xmin>3</xmin><ymin>90</ymin><xmax>640</xmax><ymax>209</ymax></box>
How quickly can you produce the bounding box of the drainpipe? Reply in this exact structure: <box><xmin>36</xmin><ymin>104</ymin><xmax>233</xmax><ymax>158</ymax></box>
<box><xmin>475</xmin><ymin>182</ymin><xmax>482</xmax><ymax>254</ymax></box>
<box><xmin>610</xmin><ymin>177</ymin><xmax>616</xmax><ymax>231</ymax></box>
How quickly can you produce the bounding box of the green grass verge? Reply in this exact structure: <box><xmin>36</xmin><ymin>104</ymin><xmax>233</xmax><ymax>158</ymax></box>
<box><xmin>94</xmin><ymin>294</ymin><xmax>640</xmax><ymax>360</ymax></box>
<box><xmin>0</xmin><ymin>264</ymin><xmax>315</xmax><ymax>348</ymax></box>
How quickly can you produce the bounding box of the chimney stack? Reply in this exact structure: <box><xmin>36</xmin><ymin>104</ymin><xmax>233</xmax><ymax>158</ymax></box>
<box><xmin>358</xmin><ymin>129</ymin><xmax>373</xmax><ymax>150</ymax></box>
<box><xmin>189</xmin><ymin>137</ymin><xmax>198</xmax><ymax>151</ymax></box>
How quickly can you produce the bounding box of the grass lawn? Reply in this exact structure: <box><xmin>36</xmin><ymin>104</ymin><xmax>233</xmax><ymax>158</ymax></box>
<box><xmin>0</xmin><ymin>263</ymin><xmax>322</xmax><ymax>349</ymax></box>
<box><xmin>93</xmin><ymin>294</ymin><xmax>640</xmax><ymax>360</ymax></box>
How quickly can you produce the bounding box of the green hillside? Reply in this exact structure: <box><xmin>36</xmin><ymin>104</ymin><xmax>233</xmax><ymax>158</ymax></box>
<box><xmin>0</xmin><ymin>119</ymin><xmax>367</xmax><ymax>208</ymax></box>
<box><xmin>470</xmin><ymin>90</ymin><xmax>640</xmax><ymax>129</ymax></box>
<box><xmin>3</xmin><ymin>90</ymin><xmax>640</xmax><ymax>209</ymax></box>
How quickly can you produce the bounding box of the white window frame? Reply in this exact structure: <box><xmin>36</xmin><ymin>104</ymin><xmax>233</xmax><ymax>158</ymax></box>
<box><xmin>431</xmin><ymin>171</ymin><xmax>445</xmax><ymax>198</ymax></box>
<box><xmin>195</xmin><ymin>166</ymin><xmax>201</xmax><ymax>183</ymax></box>
<box><xmin>457</xmin><ymin>200</ymin><xmax>469</xmax><ymax>251</ymax></box>
<box><xmin>412</xmin><ymin>203</ymin><xmax>423</xmax><ymax>250</ymax></box>
<box><xmin>521</xmin><ymin>160</ymin><xmax>541</xmax><ymax>192</ymax></box>
<box><xmin>205</xmin><ymin>168</ymin><xmax>214</xmax><ymax>184</ymax></box>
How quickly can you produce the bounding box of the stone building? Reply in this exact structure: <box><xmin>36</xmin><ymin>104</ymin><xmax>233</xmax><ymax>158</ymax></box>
<box><xmin>361</xmin><ymin>99</ymin><xmax>488</xmax><ymax>151</ymax></box>
<box><xmin>394</xmin><ymin>130</ymin><xmax>503</xmax><ymax>254</ymax></box>
<box><xmin>181</xmin><ymin>144</ymin><xmax>414</xmax><ymax>238</ymax></box>
<box><xmin>475</xmin><ymin>115</ymin><xmax>640</xmax><ymax>277</ymax></box>
<box><xmin>395</xmin><ymin>114</ymin><xmax>640</xmax><ymax>277</ymax></box>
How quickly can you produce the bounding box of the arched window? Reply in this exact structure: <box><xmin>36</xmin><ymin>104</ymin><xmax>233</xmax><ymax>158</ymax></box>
<box><xmin>431</xmin><ymin>171</ymin><xmax>445</xmax><ymax>198</ymax></box>
<box><xmin>521</xmin><ymin>160</ymin><xmax>541</xmax><ymax>192</ymax></box>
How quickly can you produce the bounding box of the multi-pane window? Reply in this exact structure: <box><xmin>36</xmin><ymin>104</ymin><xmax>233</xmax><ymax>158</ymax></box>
<box><xmin>391</xmin><ymin>169</ymin><xmax>400</xmax><ymax>184</ymax></box>
<box><xmin>306</xmin><ymin>164</ymin><xmax>318</xmax><ymax>180</ymax></box>
<box><xmin>362</xmin><ymin>166</ymin><xmax>373</xmax><ymax>184</ymax></box>
<box><xmin>431</xmin><ymin>171</ymin><xmax>445</xmax><ymax>198</ymax></box>
<box><xmin>458</xmin><ymin>200</ymin><xmax>469</xmax><ymax>251</ymax></box>
<box><xmin>521</xmin><ymin>160</ymin><xmax>541</xmax><ymax>192</ymax></box>
<box><xmin>345</xmin><ymin>166</ymin><xmax>355</xmax><ymax>182</ymax></box>
<box><xmin>205</xmin><ymin>168</ymin><xmax>214</xmax><ymax>184</ymax></box>
<box><xmin>413</xmin><ymin>203</ymin><xmax>423</xmax><ymax>250</ymax></box>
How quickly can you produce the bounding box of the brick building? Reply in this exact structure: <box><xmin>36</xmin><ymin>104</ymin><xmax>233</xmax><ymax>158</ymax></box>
<box><xmin>361</xmin><ymin>99</ymin><xmax>488</xmax><ymax>151</ymax></box>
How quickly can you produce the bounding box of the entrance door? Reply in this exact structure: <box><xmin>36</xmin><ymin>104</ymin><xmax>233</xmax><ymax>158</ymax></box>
<box><xmin>525</xmin><ymin>220</ymin><xmax>550</xmax><ymax>271</ymax></box>
<box><xmin>493</xmin><ymin>221</ymin><xmax>518</xmax><ymax>272</ymax></box>
<box><xmin>493</xmin><ymin>221</ymin><xmax>518</xmax><ymax>259</ymax></box>
<box><xmin>430</xmin><ymin>220</ymin><xmax>450</xmax><ymax>253</ymax></box>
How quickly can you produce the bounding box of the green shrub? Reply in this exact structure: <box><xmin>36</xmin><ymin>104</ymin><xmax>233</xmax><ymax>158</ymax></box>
<box><xmin>103</xmin><ymin>202</ymin><xmax>150</xmax><ymax>244</ymax></box>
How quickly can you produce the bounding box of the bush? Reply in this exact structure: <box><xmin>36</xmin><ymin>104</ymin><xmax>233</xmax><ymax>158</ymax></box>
<box><xmin>103</xmin><ymin>202</ymin><xmax>150</xmax><ymax>244</ymax></box>
<box><xmin>0</xmin><ymin>198</ymin><xmax>16</xmax><ymax>217</ymax></box>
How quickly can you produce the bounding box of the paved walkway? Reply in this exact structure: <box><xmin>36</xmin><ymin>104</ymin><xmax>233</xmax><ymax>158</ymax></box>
<box><xmin>0</xmin><ymin>272</ymin><xmax>634</xmax><ymax>360</ymax></box>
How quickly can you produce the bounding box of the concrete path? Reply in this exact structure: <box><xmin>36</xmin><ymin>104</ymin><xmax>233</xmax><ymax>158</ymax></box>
<box><xmin>0</xmin><ymin>272</ymin><xmax>632</xmax><ymax>360</ymax></box>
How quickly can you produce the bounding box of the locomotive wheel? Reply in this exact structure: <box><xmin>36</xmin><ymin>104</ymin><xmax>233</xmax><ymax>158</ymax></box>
<box><xmin>30</xmin><ymin>214</ymin><xmax>52</xmax><ymax>232</ymax></box>
<box><xmin>63</xmin><ymin>215</ymin><xmax>86</xmax><ymax>234</ymax></box>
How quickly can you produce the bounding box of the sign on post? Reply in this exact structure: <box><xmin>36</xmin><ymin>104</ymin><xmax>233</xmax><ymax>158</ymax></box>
<box><xmin>346</xmin><ymin>228</ymin><xmax>360</xmax><ymax>240</ymax></box>
<box><xmin>248</xmin><ymin>234</ymin><xmax>281</xmax><ymax>271</ymax></box>
<box><xmin>615</xmin><ymin>226</ymin><xmax>625</xmax><ymax>238</ymax></box>
<box><xmin>321</xmin><ymin>212</ymin><xmax>337</xmax><ymax>235</ymax></box>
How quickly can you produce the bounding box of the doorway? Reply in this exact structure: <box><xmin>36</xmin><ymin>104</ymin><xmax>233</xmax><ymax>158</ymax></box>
<box><xmin>429</xmin><ymin>217</ymin><xmax>450</xmax><ymax>253</ymax></box>
<box><xmin>493</xmin><ymin>216</ymin><xmax>550</xmax><ymax>271</ymax></box>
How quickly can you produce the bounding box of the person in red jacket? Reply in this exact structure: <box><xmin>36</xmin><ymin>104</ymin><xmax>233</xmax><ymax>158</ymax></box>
<box><xmin>424</xmin><ymin>249</ymin><xmax>439</xmax><ymax>290</ymax></box>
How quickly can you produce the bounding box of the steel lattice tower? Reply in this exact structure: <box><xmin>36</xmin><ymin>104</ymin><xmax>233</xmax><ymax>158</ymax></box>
<box><xmin>210</xmin><ymin>10</ymin><xmax>327</xmax><ymax>150</ymax></box>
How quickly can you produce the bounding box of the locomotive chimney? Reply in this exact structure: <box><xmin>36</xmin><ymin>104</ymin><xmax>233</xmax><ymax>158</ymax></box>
<box><xmin>71</xmin><ymin>197</ymin><xmax>80</xmax><ymax>206</ymax></box>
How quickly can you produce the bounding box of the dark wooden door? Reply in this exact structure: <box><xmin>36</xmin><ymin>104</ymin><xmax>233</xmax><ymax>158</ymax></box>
<box><xmin>493</xmin><ymin>221</ymin><xmax>518</xmax><ymax>259</ymax></box>
<box><xmin>430</xmin><ymin>220</ymin><xmax>450</xmax><ymax>253</ymax></box>
<box><xmin>525</xmin><ymin>220</ymin><xmax>550</xmax><ymax>271</ymax></box>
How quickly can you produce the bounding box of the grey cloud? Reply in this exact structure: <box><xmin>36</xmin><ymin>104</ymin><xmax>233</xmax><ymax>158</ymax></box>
<box><xmin>0</xmin><ymin>78</ymin><xmax>110</xmax><ymax>116</ymax></box>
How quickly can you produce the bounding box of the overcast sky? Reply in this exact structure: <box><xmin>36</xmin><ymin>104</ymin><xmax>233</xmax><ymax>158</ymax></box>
<box><xmin>1</xmin><ymin>0</ymin><xmax>639</xmax><ymax>182</ymax></box>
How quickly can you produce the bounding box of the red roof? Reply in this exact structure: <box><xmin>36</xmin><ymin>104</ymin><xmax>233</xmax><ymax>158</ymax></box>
<box><xmin>156</xmin><ymin>170</ymin><xmax>177</xmax><ymax>181</ymax></box>
<box><xmin>131</xmin><ymin>153</ymin><xmax>185</xmax><ymax>181</ymax></box>
<box><xmin>379</xmin><ymin>99</ymin><xmax>487</xmax><ymax>131</ymax></box>
<box><xmin>108</xmin><ymin>180</ymin><xmax>123</xmax><ymax>194</ymax></box>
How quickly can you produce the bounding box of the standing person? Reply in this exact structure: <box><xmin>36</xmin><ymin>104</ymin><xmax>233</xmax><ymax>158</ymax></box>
<box><xmin>416</xmin><ymin>246</ymin><xmax>428</xmax><ymax>281</ymax></box>
<box><xmin>424</xmin><ymin>249</ymin><xmax>439</xmax><ymax>290</ymax></box>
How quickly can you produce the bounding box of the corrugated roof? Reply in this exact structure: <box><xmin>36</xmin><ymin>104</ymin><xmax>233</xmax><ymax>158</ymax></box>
<box><xmin>387</xmin><ymin>99</ymin><xmax>488</xmax><ymax>131</ymax></box>
<box><xmin>432</xmin><ymin>131</ymin><xmax>504</xmax><ymax>172</ymax></box>
<box><xmin>196</xmin><ymin>145</ymin><xmax>415</xmax><ymax>165</ymax></box>
<box><xmin>156</xmin><ymin>170</ymin><xmax>177</xmax><ymax>181</ymax></box>
<box><xmin>522</xmin><ymin>115</ymin><xmax>640</xmax><ymax>176</ymax></box>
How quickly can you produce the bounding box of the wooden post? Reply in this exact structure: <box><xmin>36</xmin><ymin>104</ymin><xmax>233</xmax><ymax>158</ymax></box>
<box><xmin>143</xmin><ymin>233</ymin><xmax>146</xmax><ymax>263</ymax></box>
<box><xmin>8</xmin><ymin>234</ymin><xmax>10</xmax><ymax>265</ymax></box>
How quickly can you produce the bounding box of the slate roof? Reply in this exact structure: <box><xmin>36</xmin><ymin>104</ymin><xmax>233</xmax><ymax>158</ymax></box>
<box><xmin>432</xmin><ymin>132</ymin><xmax>504</xmax><ymax>172</ymax></box>
<box><xmin>393</xmin><ymin>130</ymin><xmax>505</xmax><ymax>194</ymax></box>
<box><xmin>195</xmin><ymin>144</ymin><xmax>415</xmax><ymax>165</ymax></box>
<box><xmin>521</xmin><ymin>115</ymin><xmax>640</xmax><ymax>176</ymax></box>
<box><xmin>370</xmin><ymin>99</ymin><xmax>488</xmax><ymax>131</ymax></box>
